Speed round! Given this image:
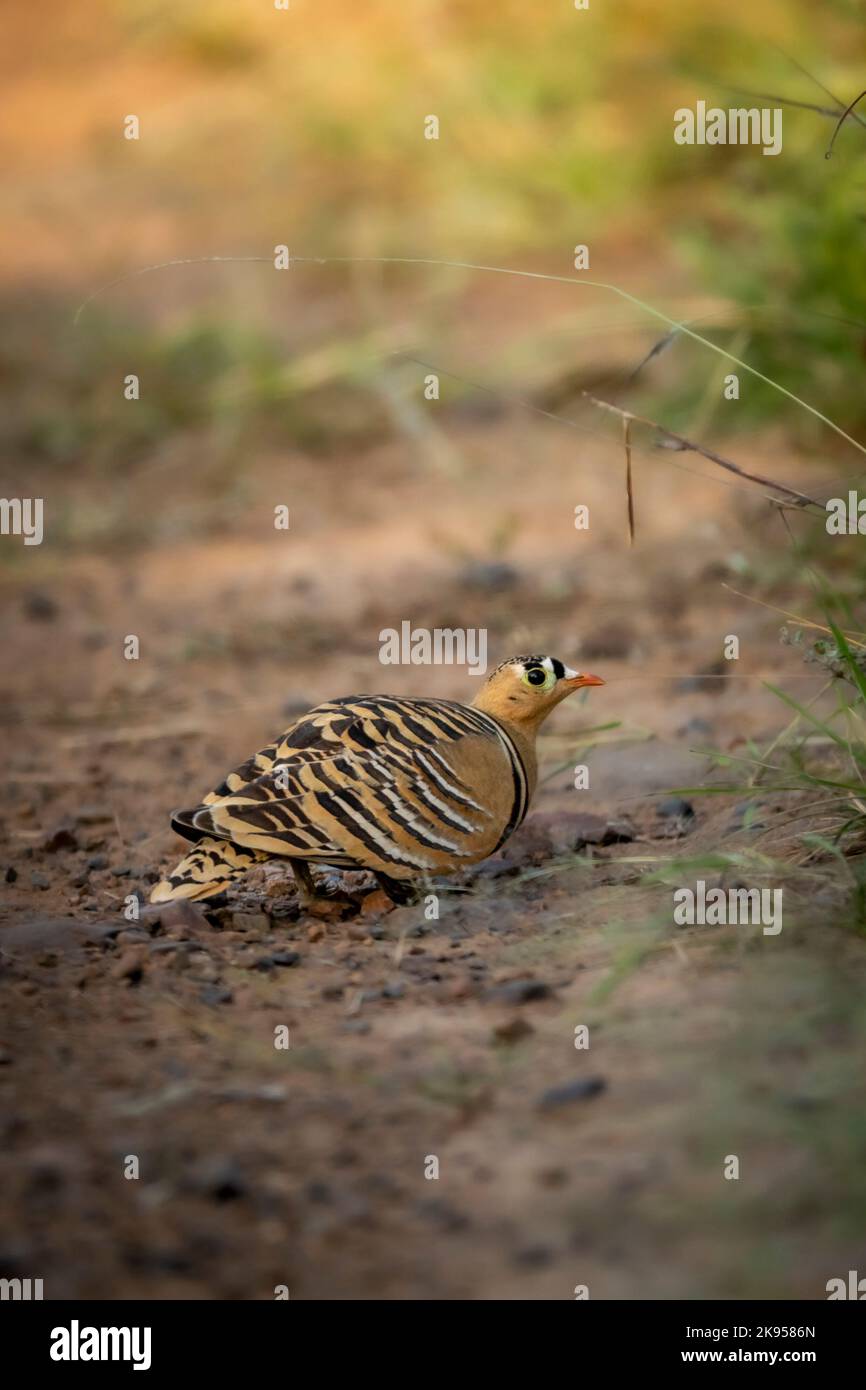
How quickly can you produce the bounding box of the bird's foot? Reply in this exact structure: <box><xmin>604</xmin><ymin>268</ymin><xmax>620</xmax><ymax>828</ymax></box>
<box><xmin>374</xmin><ymin>873</ymin><xmax>420</xmax><ymax>906</ymax></box>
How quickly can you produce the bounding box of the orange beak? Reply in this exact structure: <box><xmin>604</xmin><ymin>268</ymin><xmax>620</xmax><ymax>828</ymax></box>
<box><xmin>564</xmin><ymin>672</ymin><xmax>605</xmax><ymax>689</ymax></box>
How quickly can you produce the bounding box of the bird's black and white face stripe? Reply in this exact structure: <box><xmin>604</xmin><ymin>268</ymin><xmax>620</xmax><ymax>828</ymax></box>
<box><xmin>505</xmin><ymin>655</ymin><xmax>580</xmax><ymax>690</ymax></box>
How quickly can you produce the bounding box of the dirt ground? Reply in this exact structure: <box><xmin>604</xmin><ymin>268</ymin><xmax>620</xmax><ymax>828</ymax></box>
<box><xmin>3</xmin><ymin>379</ymin><xmax>866</xmax><ymax>1301</ymax></box>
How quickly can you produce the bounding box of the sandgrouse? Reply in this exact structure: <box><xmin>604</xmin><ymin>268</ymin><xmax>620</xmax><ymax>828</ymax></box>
<box><xmin>150</xmin><ymin>655</ymin><xmax>604</xmax><ymax>906</ymax></box>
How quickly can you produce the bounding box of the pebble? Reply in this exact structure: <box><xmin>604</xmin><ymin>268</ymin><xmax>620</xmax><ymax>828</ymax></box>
<box><xmin>199</xmin><ymin>985</ymin><xmax>233</xmax><ymax>1007</ymax></box>
<box><xmin>116</xmin><ymin>929</ymin><xmax>149</xmax><ymax>946</ymax></box>
<box><xmin>187</xmin><ymin>952</ymin><xmax>219</xmax><ymax>982</ymax></box>
<box><xmin>512</xmin><ymin>1244</ymin><xmax>554</xmax><ymax>1268</ymax></box>
<box><xmin>459</xmin><ymin>560</ymin><xmax>519</xmax><ymax>592</ymax></box>
<box><xmin>674</xmin><ymin>663</ymin><xmax>727</xmax><ymax>694</ymax></box>
<box><xmin>42</xmin><ymin>825</ymin><xmax>79</xmax><ymax>853</ymax></box>
<box><xmin>187</xmin><ymin>1157</ymin><xmax>246</xmax><ymax>1202</ymax></box>
<box><xmin>231</xmin><ymin>912</ymin><xmax>270</xmax><ymax>934</ymax></box>
<box><xmin>87</xmin><ymin>854</ymin><xmax>109</xmax><ymax>871</ymax></box>
<box><xmin>488</xmin><ymin>979</ymin><xmax>552</xmax><ymax>1005</ymax></box>
<box><xmin>358</xmin><ymin>889</ymin><xmax>394</xmax><ymax>918</ymax></box>
<box><xmin>110</xmin><ymin>947</ymin><xmax>147</xmax><ymax>984</ymax></box>
<box><xmin>75</xmin><ymin>806</ymin><xmax>113</xmax><ymax>825</ymax></box>
<box><xmin>581</xmin><ymin>623</ymin><xmax>636</xmax><ymax>659</ymax></box>
<box><xmin>252</xmin><ymin>951</ymin><xmax>300</xmax><ymax>970</ymax></box>
<box><xmin>538</xmin><ymin>1076</ymin><xmax>607</xmax><ymax>1109</ymax></box>
<box><xmin>305</xmin><ymin>897</ymin><xmax>350</xmax><ymax>922</ymax></box>
<box><xmin>30</xmin><ymin>871</ymin><xmax>50</xmax><ymax>890</ymax></box>
<box><xmin>23</xmin><ymin>590</ymin><xmax>58</xmax><ymax>621</ymax></box>
<box><xmin>657</xmin><ymin>796</ymin><xmax>695</xmax><ymax>820</ymax></box>
<box><xmin>5</xmin><ymin>866</ymin><xmax>17</xmax><ymax>883</ymax></box>
<box><xmin>150</xmin><ymin>900</ymin><xmax>208</xmax><ymax>935</ymax></box>
<box><xmin>493</xmin><ymin>1016</ymin><xmax>534</xmax><ymax>1044</ymax></box>
<box><xmin>677</xmin><ymin>716</ymin><xmax>712</xmax><ymax>737</ymax></box>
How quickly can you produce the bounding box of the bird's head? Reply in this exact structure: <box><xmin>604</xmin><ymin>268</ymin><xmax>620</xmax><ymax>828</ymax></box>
<box><xmin>471</xmin><ymin>654</ymin><xmax>604</xmax><ymax>727</ymax></box>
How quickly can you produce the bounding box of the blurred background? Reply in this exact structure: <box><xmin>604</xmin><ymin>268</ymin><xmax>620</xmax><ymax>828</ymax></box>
<box><xmin>1</xmin><ymin>0</ymin><xmax>866</xmax><ymax>1301</ymax></box>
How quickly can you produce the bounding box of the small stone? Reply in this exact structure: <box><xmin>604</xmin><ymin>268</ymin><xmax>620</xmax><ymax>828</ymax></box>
<box><xmin>231</xmin><ymin>912</ymin><xmax>270</xmax><ymax>934</ymax></box>
<box><xmin>445</xmin><ymin>976</ymin><xmax>476</xmax><ymax>1001</ymax></box>
<box><xmin>30</xmin><ymin>871</ymin><xmax>50</xmax><ymax>890</ymax></box>
<box><xmin>4</xmin><ymin>866</ymin><xmax>17</xmax><ymax>883</ymax></box>
<box><xmin>87</xmin><ymin>854</ymin><xmax>109</xmax><ymax>871</ymax></box>
<box><xmin>116</xmin><ymin>928</ymin><xmax>149</xmax><ymax>946</ymax></box>
<box><xmin>677</xmin><ymin>716</ymin><xmax>712</xmax><ymax>738</ymax></box>
<box><xmin>199</xmin><ymin>985</ymin><xmax>233</xmax><ymax>1007</ymax></box>
<box><xmin>499</xmin><ymin>819</ymin><xmax>556</xmax><ymax>866</ymax></box>
<box><xmin>187</xmin><ymin>951</ymin><xmax>219</xmax><ymax>982</ymax></box>
<box><xmin>538</xmin><ymin>1076</ymin><xmax>607</xmax><ymax>1109</ymax></box>
<box><xmin>581</xmin><ymin>623</ymin><xmax>636</xmax><ymax>660</ymax></box>
<box><xmin>358</xmin><ymin>889</ymin><xmax>394</xmax><ymax>918</ymax></box>
<box><xmin>151</xmin><ymin>900</ymin><xmax>209</xmax><ymax>935</ymax></box>
<box><xmin>110</xmin><ymin>946</ymin><xmax>147</xmax><ymax>984</ymax></box>
<box><xmin>493</xmin><ymin>1016</ymin><xmax>534</xmax><ymax>1044</ymax></box>
<box><xmin>75</xmin><ymin>806</ymin><xmax>113</xmax><ymax>825</ymax></box>
<box><xmin>513</xmin><ymin>1244</ymin><xmax>554</xmax><ymax>1268</ymax></box>
<box><xmin>729</xmin><ymin>801</ymin><xmax>767</xmax><ymax>832</ymax></box>
<box><xmin>23</xmin><ymin>590</ymin><xmax>58</xmax><ymax>621</ymax></box>
<box><xmin>42</xmin><ymin>824</ymin><xmax>79</xmax><ymax>853</ymax></box>
<box><xmin>188</xmin><ymin>1157</ymin><xmax>245</xmax><ymax>1202</ymax></box>
<box><xmin>657</xmin><ymin>797</ymin><xmax>695</xmax><ymax>820</ymax></box>
<box><xmin>415</xmin><ymin>1197</ymin><xmax>470</xmax><ymax>1232</ymax></box>
<box><xmin>381</xmin><ymin>982</ymin><xmax>405</xmax><ymax>999</ymax></box>
<box><xmin>110</xmin><ymin>866</ymin><xmax>132</xmax><ymax>878</ymax></box>
<box><xmin>305</xmin><ymin>897</ymin><xmax>349</xmax><ymax>921</ymax></box>
<box><xmin>674</xmin><ymin>662</ymin><xmax>726</xmax><ymax>695</ymax></box>
<box><xmin>489</xmin><ymin>979</ymin><xmax>552</xmax><ymax>1005</ymax></box>
<box><xmin>600</xmin><ymin>818</ymin><xmax>635</xmax><ymax>845</ymax></box>
<box><xmin>459</xmin><ymin>560</ymin><xmax>519</xmax><ymax>592</ymax></box>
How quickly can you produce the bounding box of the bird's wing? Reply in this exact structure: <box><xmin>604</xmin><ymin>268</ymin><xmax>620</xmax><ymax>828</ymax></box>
<box><xmin>171</xmin><ymin>696</ymin><xmax>527</xmax><ymax>874</ymax></box>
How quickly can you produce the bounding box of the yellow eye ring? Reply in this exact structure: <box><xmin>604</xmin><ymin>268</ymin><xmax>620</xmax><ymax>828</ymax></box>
<box><xmin>521</xmin><ymin>666</ymin><xmax>555</xmax><ymax>691</ymax></box>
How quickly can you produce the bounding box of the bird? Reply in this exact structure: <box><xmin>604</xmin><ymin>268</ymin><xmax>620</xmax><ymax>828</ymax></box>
<box><xmin>149</xmin><ymin>654</ymin><xmax>604</xmax><ymax>907</ymax></box>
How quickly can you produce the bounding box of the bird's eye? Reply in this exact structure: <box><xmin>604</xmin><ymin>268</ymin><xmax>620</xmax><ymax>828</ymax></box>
<box><xmin>522</xmin><ymin>666</ymin><xmax>553</xmax><ymax>690</ymax></box>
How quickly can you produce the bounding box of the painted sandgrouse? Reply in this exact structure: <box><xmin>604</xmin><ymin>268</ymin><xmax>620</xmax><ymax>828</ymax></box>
<box><xmin>150</xmin><ymin>655</ymin><xmax>604</xmax><ymax>906</ymax></box>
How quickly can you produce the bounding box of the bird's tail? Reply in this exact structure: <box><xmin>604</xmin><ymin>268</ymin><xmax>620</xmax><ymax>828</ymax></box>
<box><xmin>149</xmin><ymin>836</ymin><xmax>268</xmax><ymax>903</ymax></box>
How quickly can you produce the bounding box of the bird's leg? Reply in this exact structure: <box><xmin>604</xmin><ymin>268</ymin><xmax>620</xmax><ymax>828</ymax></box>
<box><xmin>291</xmin><ymin>859</ymin><xmax>319</xmax><ymax>906</ymax></box>
<box><xmin>374</xmin><ymin>873</ymin><xmax>419</xmax><ymax>906</ymax></box>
